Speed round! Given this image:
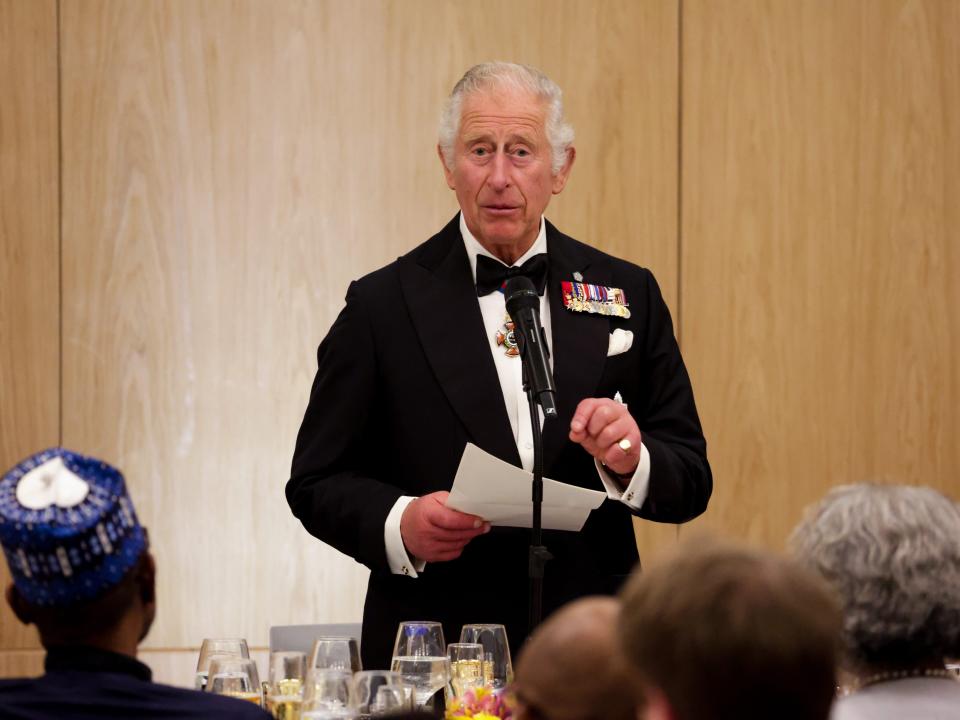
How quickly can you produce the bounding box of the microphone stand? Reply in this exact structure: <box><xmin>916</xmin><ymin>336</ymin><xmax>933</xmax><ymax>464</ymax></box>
<box><xmin>523</xmin><ymin>362</ymin><xmax>554</xmax><ymax>633</ymax></box>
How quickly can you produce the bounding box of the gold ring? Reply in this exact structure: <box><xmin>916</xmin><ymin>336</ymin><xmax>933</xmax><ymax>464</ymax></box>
<box><xmin>618</xmin><ymin>438</ymin><xmax>632</xmax><ymax>453</ymax></box>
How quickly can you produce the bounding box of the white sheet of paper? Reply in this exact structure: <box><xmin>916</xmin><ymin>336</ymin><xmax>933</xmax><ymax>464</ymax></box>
<box><xmin>445</xmin><ymin>443</ymin><xmax>606</xmax><ymax>531</ymax></box>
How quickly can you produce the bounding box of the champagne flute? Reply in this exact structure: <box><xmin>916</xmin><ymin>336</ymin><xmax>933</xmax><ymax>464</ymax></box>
<box><xmin>310</xmin><ymin>637</ymin><xmax>362</xmax><ymax>673</ymax></box>
<box><xmin>207</xmin><ymin>656</ymin><xmax>262</xmax><ymax>706</ymax></box>
<box><xmin>390</xmin><ymin>621</ymin><xmax>450</xmax><ymax>708</ymax></box>
<box><xmin>266</xmin><ymin>651</ymin><xmax>307</xmax><ymax>719</ymax></box>
<box><xmin>460</xmin><ymin>624</ymin><xmax>514</xmax><ymax>690</ymax></box>
<box><xmin>447</xmin><ymin>642</ymin><xmax>485</xmax><ymax>698</ymax></box>
<box><xmin>195</xmin><ymin>638</ymin><xmax>250</xmax><ymax>690</ymax></box>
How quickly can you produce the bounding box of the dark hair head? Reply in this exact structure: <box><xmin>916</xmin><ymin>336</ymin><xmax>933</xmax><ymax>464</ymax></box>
<box><xmin>8</xmin><ymin>550</ymin><xmax>155</xmax><ymax>647</ymax></box>
<box><xmin>619</xmin><ymin>540</ymin><xmax>842</xmax><ymax>720</ymax></box>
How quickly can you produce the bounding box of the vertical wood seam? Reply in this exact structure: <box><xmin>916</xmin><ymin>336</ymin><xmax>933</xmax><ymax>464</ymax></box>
<box><xmin>56</xmin><ymin>0</ymin><xmax>63</xmax><ymax>447</ymax></box>
<box><xmin>675</xmin><ymin>0</ymin><xmax>684</xmax><ymax>545</ymax></box>
<box><xmin>676</xmin><ymin>0</ymin><xmax>684</xmax><ymax>351</ymax></box>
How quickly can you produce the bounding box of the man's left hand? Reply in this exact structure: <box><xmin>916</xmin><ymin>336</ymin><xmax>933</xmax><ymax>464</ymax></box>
<box><xmin>569</xmin><ymin>398</ymin><xmax>641</xmax><ymax>477</ymax></box>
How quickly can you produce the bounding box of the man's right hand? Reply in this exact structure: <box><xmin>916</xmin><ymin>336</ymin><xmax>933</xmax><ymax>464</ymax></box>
<box><xmin>400</xmin><ymin>491</ymin><xmax>490</xmax><ymax>563</ymax></box>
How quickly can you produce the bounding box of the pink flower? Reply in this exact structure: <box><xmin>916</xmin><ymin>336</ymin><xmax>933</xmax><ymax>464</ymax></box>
<box><xmin>444</xmin><ymin>686</ymin><xmax>514</xmax><ymax>719</ymax></box>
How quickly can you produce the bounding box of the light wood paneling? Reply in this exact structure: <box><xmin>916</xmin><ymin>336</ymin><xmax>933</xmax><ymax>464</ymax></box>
<box><xmin>681</xmin><ymin>0</ymin><xmax>960</xmax><ymax>548</ymax></box>
<box><xmin>0</xmin><ymin>650</ymin><xmax>44</xmax><ymax>678</ymax></box>
<box><xmin>0</xmin><ymin>0</ymin><xmax>58</xmax><ymax>652</ymax></box>
<box><xmin>59</xmin><ymin>0</ymin><xmax>679</xmax><ymax>650</ymax></box>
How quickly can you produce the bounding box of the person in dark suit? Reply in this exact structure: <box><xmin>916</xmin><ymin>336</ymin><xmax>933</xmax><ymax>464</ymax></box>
<box><xmin>288</xmin><ymin>62</ymin><xmax>712</xmax><ymax>670</ymax></box>
<box><xmin>0</xmin><ymin>448</ymin><xmax>270</xmax><ymax>720</ymax></box>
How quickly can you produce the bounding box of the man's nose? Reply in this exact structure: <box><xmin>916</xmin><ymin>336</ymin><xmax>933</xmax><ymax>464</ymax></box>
<box><xmin>487</xmin><ymin>151</ymin><xmax>510</xmax><ymax>191</ymax></box>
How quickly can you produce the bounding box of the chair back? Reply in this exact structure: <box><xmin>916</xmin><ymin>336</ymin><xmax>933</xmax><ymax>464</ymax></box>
<box><xmin>269</xmin><ymin>623</ymin><xmax>363</xmax><ymax>656</ymax></box>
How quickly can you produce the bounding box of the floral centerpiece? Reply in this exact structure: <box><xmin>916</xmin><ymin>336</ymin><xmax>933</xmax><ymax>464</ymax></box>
<box><xmin>445</xmin><ymin>687</ymin><xmax>514</xmax><ymax>719</ymax></box>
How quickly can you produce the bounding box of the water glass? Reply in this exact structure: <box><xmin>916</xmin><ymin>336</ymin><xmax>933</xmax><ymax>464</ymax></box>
<box><xmin>371</xmin><ymin>683</ymin><xmax>414</xmax><ymax>715</ymax></box>
<box><xmin>301</xmin><ymin>711</ymin><xmax>357</xmax><ymax>720</ymax></box>
<box><xmin>447</xmin><ymin>642</ymin><xmax>485</xmax><ymax>698</ymax></box>
<box><xmin>391</xmin><ymin>621</ymin><xmax>449</xmax><ymax>707</ymax></box>
<box><xmin>460</xmin><ymin>624</ymin><xmax>513</xmax><ymax>690</ymax></box>
<box><xmin>304</xmin><ymin>669</ymin><xmax>352</xmax><ymax>711</ymax></box>
<box><xmin>350</xmin><ymin>670</ymin><xmax>402</xmax><ymax>714</ymax></box>
<box><xmin>195</xmin><ymin>638</ymin><xmax>250</xmax><ymax>690</ymax></box>
<box><xmin>207</xmin><ymin>656</ymin><xmax>262</xmax><ymax>706</ymax></box>
<box><xmin>310</xmin><ymin>637</ymin><xmax>362</xmax><ymax>673</ymax></box>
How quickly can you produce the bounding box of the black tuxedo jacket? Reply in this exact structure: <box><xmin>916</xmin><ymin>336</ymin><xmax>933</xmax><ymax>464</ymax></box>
<box><xmin>288</xmin><ymin>216</ymin><xmax>711</xmax><ymax>669</ymax></box>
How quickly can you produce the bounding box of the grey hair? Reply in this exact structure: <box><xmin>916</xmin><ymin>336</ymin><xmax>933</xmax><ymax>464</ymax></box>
<box><xmin>789</xmin><ymin>483</ymin><xmax>960</xmax><ymax>667</ymax></box>
<box><xmin>438</xmin><ymin>62</ymin><xmax>575</xmax><ymax>175</ymax></box>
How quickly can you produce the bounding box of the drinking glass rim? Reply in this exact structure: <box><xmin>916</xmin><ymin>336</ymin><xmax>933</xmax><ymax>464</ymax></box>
<box><xmin>461</xmin><ymin>623</ymin><xmax>506</xmax><ymax>630</ymax></box>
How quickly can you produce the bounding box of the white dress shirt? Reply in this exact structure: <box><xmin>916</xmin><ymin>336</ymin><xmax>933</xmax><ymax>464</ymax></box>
<box><xmin>384</xmin><ymin>215</ymin><xmax>651</xmax><ymax>577</ymax></box>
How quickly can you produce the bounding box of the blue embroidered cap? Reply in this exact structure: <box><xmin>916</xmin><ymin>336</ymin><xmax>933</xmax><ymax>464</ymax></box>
<box><xmin>0</xmin><ymin>448</ymin><xmax>147</xmax><ymax>608</ymax></box>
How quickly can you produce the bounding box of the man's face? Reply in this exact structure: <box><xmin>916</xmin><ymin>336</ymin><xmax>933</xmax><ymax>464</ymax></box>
<box><xmin>441</xmin><ymin>86</ymin><xmax>574</xmax><ymax>259</ymax></box>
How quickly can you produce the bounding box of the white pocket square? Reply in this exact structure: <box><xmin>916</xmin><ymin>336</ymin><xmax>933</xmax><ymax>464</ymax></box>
<box><xmin>607</xmin><ymin>329</ymin><xmax>634</xmax><ymax>356</ymax></box>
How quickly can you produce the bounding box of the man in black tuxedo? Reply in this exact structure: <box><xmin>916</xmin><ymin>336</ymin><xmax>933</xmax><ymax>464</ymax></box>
<box><xmin>287</xmin><ymin>62</ymin><xmax>712</xmax><ymax>670</ymax></box>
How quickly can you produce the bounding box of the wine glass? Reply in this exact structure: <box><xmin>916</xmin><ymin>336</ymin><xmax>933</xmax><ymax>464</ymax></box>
<box><xmin>447</xmin><ymin>642</ymin><xmax>485</xmax><ymax>698</ymax></box>
<box><xmin>195</xmin><ymin>638</ymin><xmax>250</xmax><ymax>690</ymax></box>
<box><xmin>266</xmin><ymin>651</ymin><xmax>306</xmax><ymax>718</ymax></box>
<box><xmin>207</xmin><ymin>656</ymin><xmax>262</xmax><ymax>706</ymax></box>
<box><xmin>349</xmin><ymin>670</ymin><xmax>402</xmax><ymax>715</ymax></box>
<box><xmin>303</xmin><ymin>669</ymin><xmax>352</xmax><ymax>711</ymax></box>
<box><xmin>390</xmin><ymin>621</ymin><xmax>450</xmax><ymax>707</ymax></box>
<box><xmin>460</xmin><ymin>624</ymin><xmax>514</xmax><ymax>690</ymax></box>
<box><xmin>310</xmin><ymin>637</ymin><xmax>362</xmax><ymax>673</ymax></box>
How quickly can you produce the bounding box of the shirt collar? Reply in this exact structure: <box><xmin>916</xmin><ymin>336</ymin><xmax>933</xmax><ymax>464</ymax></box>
<box><xmin>44</xmin><ymin>645</ymin><xmax>153</xmax><ymax>683</ymax></box>
<box><xmin>460</xmin><ymin>213</ymin><xmax>548</xmax><ymax>284</ymax></box>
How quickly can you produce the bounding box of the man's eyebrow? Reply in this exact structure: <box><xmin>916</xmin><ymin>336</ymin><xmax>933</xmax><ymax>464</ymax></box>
<box><xmin>462</xmin><ymin>131</ymin><xmax>538</xmax><ymax>146</ymax></box>
<box><xmin>463</xmin><ymin>131</ymin><xmax>495</xmax><ymax>144</ymax></box>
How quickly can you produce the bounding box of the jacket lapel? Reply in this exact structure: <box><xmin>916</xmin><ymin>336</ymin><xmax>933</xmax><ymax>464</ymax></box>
<box><xmin>399</xmin><ymin>217</ymin><xmax>522</xmax><ymax>468</ymax></box>
<box><xmin>542</xmin><ymin>223</ymin><xmax>611</xmax><ymax>474</ymax></box>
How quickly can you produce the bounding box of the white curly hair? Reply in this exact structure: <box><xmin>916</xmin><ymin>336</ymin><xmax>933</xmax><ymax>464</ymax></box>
<box><xmin>438</xmin><ymin>62</ymin><xmax>575</xmax><ymax>175</ymax></box>
<box><xmin>790</xmin><ymin>483</ymin><xmax>960</xmax><ymax>668</ymax></box>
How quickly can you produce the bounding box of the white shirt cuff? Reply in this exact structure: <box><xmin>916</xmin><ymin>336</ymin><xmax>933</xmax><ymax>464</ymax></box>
<box><xmin>595</xmin><ymin>442</ymin><xmax>651</xmax><ymax>510</ymax></box>
<box><xmin>384</xmin><ymin>496</ymin><xmax>426</xmax><ymax>577</ymax></box>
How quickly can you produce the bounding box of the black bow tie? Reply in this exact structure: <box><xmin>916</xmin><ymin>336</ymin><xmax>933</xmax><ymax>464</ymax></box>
<box><xmin>476</xmin><ymin>253</ymin><xmax>549</xmax><ymax>297</ymax></box>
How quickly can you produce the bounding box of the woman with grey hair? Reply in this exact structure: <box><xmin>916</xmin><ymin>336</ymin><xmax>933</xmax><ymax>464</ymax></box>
<box><xmin>790</xmin><ymin>483</ymin><xmax>960</xmax><ymax>719</ymax></box>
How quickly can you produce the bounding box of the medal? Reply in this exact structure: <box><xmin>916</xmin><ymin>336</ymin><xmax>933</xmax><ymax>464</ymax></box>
<box><xmin>495</xmin><ymin>314</ymin><xmax>520</xmax><ymax>357</ymax></box>
<box><xmin>561</xmin><ymin>280</ymin><xmax>631</xmax><ymax>319</ymax></box>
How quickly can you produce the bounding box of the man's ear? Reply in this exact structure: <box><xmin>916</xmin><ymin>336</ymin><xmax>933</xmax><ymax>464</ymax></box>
<box><xmin>138</xmin><ymin>552</ymin><xmax>156</xmax><ymax>607</ymax></box>
<box><xmin>6</xmin><ymin>584</ymin><xmax>34</xmax><ymax>626</ymax></box>
<box><xmin>438</xmin><ymin>144</ymin><xmax>456</xmax><ymax>190</ymax></box>
<box><xmin>551</xmin><ymin>146</ymin><xmax>576</xmax><ymax>195</ymax></box>
<box><xmin>136</xmin><ymin>552</ymin><xmax>158</xmax><ymax>643</ymax></box>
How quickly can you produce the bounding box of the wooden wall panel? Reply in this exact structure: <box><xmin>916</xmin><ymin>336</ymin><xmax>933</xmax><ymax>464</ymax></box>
<box><xmin>681</xmin><ymin>0</ymin><xmax>960</xmax><ymax>548</ymax></box>
<box><xmin>0</xmin><ymin>0</ymin><xmax>58</xmax><ymax>652</ymax></box>
<box><xmin>0</xmin><ymin>650</ymin><xmax>44</xmax><ymax>679</ymax></box>
<box><xmin>60</xmin><ymin>0</ymin><xmax>679</xmax><ymax>650</ymax></box>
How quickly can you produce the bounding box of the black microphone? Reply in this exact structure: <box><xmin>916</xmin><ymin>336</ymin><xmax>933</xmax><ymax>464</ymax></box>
<box><xmin>505</xmin><ymin>275</ymin><xmax>558</xmax><ymax>419</ymax></box>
